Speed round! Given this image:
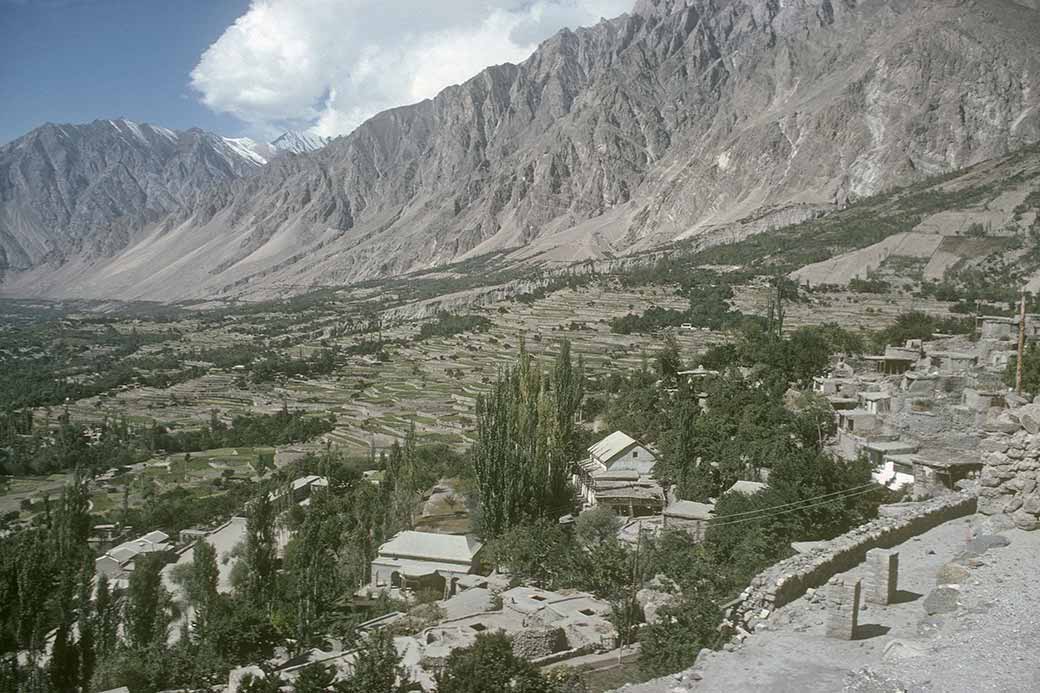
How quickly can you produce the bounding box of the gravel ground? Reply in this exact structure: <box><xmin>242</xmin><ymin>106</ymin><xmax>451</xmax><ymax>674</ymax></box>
<box><xmin>616</xmin><ymin>515</ymin><xmax>1040</xmax><ymax>693</ymax></box>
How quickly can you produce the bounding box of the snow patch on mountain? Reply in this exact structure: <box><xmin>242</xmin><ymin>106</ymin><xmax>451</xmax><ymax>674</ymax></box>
<box><xmin>270</xmin><ymin>130</ymin><xmax>329</xmax><ymax>154</ymax></box>
<box><xmin>222</xmin><ymin>137</ymin><xmax>271</xmax><ymax>166</ymax></box>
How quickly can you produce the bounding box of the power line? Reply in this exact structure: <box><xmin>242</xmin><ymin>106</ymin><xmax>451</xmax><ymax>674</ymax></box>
<box><xmin>707</xmin><ymin>481</ymin><xmax>878</xmax><ymax>521</ymax></box>
<box><xmin>707</xmin><ymin>486</ymin><xmax>881</xmax><ymax>529</ymax></box>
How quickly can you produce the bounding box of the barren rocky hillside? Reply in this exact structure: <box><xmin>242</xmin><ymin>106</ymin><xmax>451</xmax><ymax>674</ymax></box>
<box><xmin>3</xmin><ymin>0</ymin><xmax>1040</xmax><ymax>301</ymax></box>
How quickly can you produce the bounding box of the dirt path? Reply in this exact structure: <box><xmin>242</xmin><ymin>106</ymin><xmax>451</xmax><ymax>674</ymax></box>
<box><xmin>617</xmin><ymin>516</ymin><xmax>1040</xmax><ymax>693</ymax></box>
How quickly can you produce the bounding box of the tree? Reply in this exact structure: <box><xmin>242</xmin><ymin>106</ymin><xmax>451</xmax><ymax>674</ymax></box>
<box><xmin>124</xmin><ymin>554</ymin><xmax>171</xmax><ymax>650</ymax></box>
<box><xmin>435</xmin><ymin>632</ymin><xmax>556</xmax><ymax>693</ymax></box>
<box><xmin>338</xmin><ymin>629</ymin><xmax>415</xmax><ymax>693</ymax></box>
<box><xmin>189</xmin><ymin>541</ymin><xmax>220</xmax><ymax>638</ymax></box>
<box><xmin>655</xmin><ymin>335</ymin><xmax>683</xmax><ymax>384</ymax></box>
<box><xmin>242</xmin><ymin>489</ymin><xmax>276</xmax><ymax>609</ymax></box>
<box><xmin>638</xmin><ymin>595</ymin><xmax>720</xmax><ymax>676</ymax></box>
<box><xmin>472</xmin><ymin>341</ymin><xmax>576</xmax><ymax>538</ymax></box>
<box><xmin>94</xmin><ymin>574</ymin><xmax>119</xmax><ymax>659</ymax></box>
<box><xmin>574</xmin><ymin>507</ymin><xmax>621</xmax><ymax>547</ymax></box>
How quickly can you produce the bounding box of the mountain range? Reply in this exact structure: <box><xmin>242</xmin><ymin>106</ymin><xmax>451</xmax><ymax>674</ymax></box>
<box><xmin>2</xmin><ymin>0</ymin><xmax>1040</xmax><ymax>301</ymax></box>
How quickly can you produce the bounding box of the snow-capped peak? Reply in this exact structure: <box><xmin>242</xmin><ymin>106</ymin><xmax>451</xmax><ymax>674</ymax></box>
<box><xmin>217</xmin><ymin>131</ymin><xmax>328</xmax><ymax>167</ymax></box>
<box><xmin>270</xmin><ymin>130</ymin><xmax>329</xmax><ymax>155</ymax></box>
<box><xmin>221</xmin><ymin>136</ymin><xmax>271</xmax><ymax>166</ymax></box>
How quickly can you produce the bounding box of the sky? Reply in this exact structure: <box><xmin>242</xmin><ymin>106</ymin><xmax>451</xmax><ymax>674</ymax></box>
<box><xmin>0</xmin><ymin>0</ymin><xmax>632</xmax><ymax>146</ymax></box>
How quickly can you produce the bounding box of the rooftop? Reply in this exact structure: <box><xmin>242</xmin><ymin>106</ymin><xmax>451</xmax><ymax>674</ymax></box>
<box><xmin>588</xmin><ymin>430</ymin><xmax>640</xmax><ymax>462</ymax></box>
<box><xmin>727</xmin><ymin>480</ymin><xmax>768</xmax><ymax>496</ymax></box>
<box><xmin>378</xmin><ymin>531</ymin><xmax>482</xmax><ymax>564</ymax></box>
<box><xmin>664</xmin><ymin>500</ymin><xmax>716</xmax><ymax>520</ymax></box>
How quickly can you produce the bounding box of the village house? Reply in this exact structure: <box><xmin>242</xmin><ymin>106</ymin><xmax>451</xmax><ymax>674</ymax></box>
<box><xmin>870</xmin><ymin>448</ymin><xmax>918</xmax><ymax>490</ymax></box>
<box><xmin>662</xmin><ymin>499</ymin><xmax>716</xmax><ymax>542</ymax></box>
<box><xmin>864</xmin><ymin>344</ymin><xmax>920</xmax><ymax>375</ymax></box>
<box><xmin>929</xmin><ymin>350</ymin><xmax>977</xmax><ymax>374</ymax></box>
<box><xmin>95</xmin><ymin>530</ymin><xmax>172</xmax><ymax>581</ymax></box>
<box><xmin>370</xmin><ymin>530</ymin><xmax>484</xmax><ymax>597</ymax></box>
<box><xmin>978</xmin><ymin>314</ymin><xmax>1040</xmax><ymax>341</ymax></box>
<box><xmin>911</xmin><ymin>454</ymin><xmax>983</xmax><ymax>498</ymax></box>
<box><xmin>573</xmin><ymin>431</ymin><xmax>663</xmax><ymax>516</ymax></box>
<box><xmin>858</xmin><ymin>391</ymin><xmax>892</xmax><ymax>416</ymax></box>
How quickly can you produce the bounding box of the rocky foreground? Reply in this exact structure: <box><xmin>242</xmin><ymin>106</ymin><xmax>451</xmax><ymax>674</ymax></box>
<box><xmin>616</xmin><ymin>514</ymin><xmax>1040</xmax><ymax>693</ymax></box>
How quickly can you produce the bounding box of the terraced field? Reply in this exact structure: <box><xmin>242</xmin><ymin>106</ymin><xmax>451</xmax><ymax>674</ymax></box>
<box><xmin>50</xmin><ymin>279</ymin><xmax>959</xmax><ymax>463</ymax></box>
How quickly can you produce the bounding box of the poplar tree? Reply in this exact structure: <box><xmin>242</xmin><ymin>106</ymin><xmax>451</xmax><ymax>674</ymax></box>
<box><xmin>243</xmin><ymin>489</ymin><xmax>276</xmax><ymax>610</ymax></box>
<box><xmin>474</xmin><ymin>340</ymin><xmax>581</xmax><ymax>538</ymax></box>
<box><xmin>190</xmin><ymin>541</ymin><xmax>220</xmax><ymax>639</ymax></box>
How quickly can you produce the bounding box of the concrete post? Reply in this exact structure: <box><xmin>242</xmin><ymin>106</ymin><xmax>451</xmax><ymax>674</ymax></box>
<box><xmin>825</xmin><ymin>577</ymin><xmax>861</xmax><ymax>640</ymax></box>
<box><xmin>865</xmin><ymin>548</ymin><xmax>899</xmax><ymax>605</ymax></box>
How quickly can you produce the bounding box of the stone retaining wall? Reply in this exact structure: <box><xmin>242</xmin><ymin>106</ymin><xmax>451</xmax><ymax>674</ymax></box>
<box><xmin>977</xmin><ymin>430</ymin><xmax>1040</xmax><ymax>530</ymax></box>
<box><xmin>728</xmin><ymin>491</ymin><xmax>977</xmax><ymax>631</ymax></box>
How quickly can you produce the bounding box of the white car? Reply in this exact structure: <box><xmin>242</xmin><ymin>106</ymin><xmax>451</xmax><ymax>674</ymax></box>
<box><xmin>680</xmin><ymin>323</ymin><xmax>694</xmax><ymax>330</ymax></box>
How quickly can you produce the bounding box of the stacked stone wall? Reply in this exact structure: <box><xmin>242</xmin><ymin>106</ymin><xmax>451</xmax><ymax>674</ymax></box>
<box><xmin>728</xmin><ymin>492</ymin><xmax>976</xmax><ymax>631</ymax></box>
<box><xmin>977</xmin><ymin>429</ymin><xmax>1040</xmax><ymax>530</ymax></box>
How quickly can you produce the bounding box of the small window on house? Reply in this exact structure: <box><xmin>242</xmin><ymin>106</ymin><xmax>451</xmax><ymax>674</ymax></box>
<box><xmin>632</xmin><ymin>451</ymin><xmax>638</xmax><ymax>458</ymax></box>
<box><xmin>470</xmin><ymin>623</ymin><xmax>486</xmax><ymax>632</ymax></box>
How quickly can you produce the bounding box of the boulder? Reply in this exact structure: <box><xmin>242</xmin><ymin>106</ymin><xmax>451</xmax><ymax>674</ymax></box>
<box><xmin>1023</xmin><ymin>494</ymin><xmax>1040</xmax><ymax>515</ymax></box>
<box><xmin>923</xmin><ymin>586</ymin><xmax>960</xmax><ymax>615</ymax></box>
<box><xmin>936</xmin><ymin>562</ymin><xmax>970</xmax><ymax>585</ymax></box>
<box><xmin>1014</xmin><ymin>403</ymin><xmax>1040</xmax><ymax>434</ymax></box>
<box><xmin>966</xmin><ymin>534</ymin><xmax>1011</xmax><ymax>554</ymax></box>
<box><xmin>1012</xmin><ymin>509</ymin><xmax>1040</xmax><ymax>531</ymax></box>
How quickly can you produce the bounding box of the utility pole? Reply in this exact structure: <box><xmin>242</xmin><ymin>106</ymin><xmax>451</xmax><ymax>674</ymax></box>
<box><xmin>1017</xmin><ymin>289</ymin><xmax>1027</xmax><ymax>395</ymax></box>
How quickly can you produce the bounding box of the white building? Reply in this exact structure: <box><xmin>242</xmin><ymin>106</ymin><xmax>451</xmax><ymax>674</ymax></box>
<box><xmin>370</xmin><ymin>531</ymin><xmax>483</xmax><ymax>596</ymax></box>
<box><xmin>572</xmin><ymin>431</ymin><xmax>662</xmax><ymax>514</ymax></box>
<box><xmin>95</xmin><ymin>530</ymin><xmax>172</xmax><ymax>580</ymax></box>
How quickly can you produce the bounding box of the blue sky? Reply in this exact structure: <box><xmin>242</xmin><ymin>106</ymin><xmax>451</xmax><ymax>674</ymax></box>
<box><xmin>0</xmin><ymin>0</ymin><xmax>632</xmax><ymax>145</ymax></box>
<box><xmin>0</xmin><ymin>0</ymin><xmax>249</xmax><ymax>144</ymax></box>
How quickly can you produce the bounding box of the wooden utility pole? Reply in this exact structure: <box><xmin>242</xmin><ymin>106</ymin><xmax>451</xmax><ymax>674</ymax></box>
<box><xmin>1017</xmin><ymin>290</ymin><xmax>1027</xmax><ymax>395</ymax></box>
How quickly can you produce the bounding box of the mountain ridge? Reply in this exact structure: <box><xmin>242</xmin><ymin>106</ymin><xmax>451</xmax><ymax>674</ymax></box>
<box><xmin>2</xmin><ymin>0</ymin><xmax>1040</xmax><ymax>301</ymax></box>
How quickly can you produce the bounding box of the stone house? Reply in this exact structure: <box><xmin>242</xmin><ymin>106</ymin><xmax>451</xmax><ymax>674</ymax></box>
<box><xmin>663</xmin><ymin>500</ymin><xmax>715</xmax><ymax>542</ymax></box>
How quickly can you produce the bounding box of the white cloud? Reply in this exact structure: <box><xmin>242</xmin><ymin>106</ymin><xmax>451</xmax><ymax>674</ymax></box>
<box><xmin>190</xmin><ymin>0</ymin><xmax>633</xmax><ymax>139</ymax></box>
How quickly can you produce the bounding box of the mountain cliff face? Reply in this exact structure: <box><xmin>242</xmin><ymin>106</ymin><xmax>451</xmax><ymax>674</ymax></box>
<box><xmin>3</xmin><ymin>0</ymin><xmax>1040</xmax><ymax>300</ymax></box>
<box><xmin>0</xmin><ymin>119</ymin><xmax>262</xmax><ymax>271</ymax></box>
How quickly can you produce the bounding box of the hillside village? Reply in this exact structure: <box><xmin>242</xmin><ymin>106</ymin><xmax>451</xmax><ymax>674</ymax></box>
<box><xmin>18</xmin><ymin>305</ymin><xmax>1028</xmax><ymax>692</ymax></box>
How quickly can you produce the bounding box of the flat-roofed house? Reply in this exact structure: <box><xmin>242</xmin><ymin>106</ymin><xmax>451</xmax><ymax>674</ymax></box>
<box><xmin>370</xmin><ymin>531</ymin><xmax>483</xmax><ymax>597</ymax></box>
<box><xmin>858</xmin><ymin>391</ymin><xmax>892</xmax><ymax>415</ymax></box>
<box><xmin>663</xmin><ymin>500</ymin><xmax>715</xmax><ymax>542</ymax></box>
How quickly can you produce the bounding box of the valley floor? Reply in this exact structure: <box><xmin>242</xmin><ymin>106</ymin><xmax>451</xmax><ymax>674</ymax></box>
<box><xmin>619</xmin><ymin>517</ymin><xmax>1040</xmax><ymax>693</ymax></box>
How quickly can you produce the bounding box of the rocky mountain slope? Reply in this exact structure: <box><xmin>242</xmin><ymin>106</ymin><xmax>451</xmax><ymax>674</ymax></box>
<box><xmin>3</xmin><ymin>0</ymin><xmax>1040</xmax><ymax>301</ymax></box>
<box><xmin>0</xmin><ymin>119</ymin><xmax>264</xmax><ymax>271</ymax></box>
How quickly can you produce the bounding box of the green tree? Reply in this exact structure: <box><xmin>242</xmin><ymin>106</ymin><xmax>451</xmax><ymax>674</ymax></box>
<box><xmin>189</xmin><ymin>541</ymin><xmax>220</xmax><ymax>639</ymax></box>
<box><xmin>574</xmin><ymin>507</ymin><xmax>621</xmax><ymax>547</ymax></box>
<box><xmin>435</xmin><ymin>632</ymin><xmax>556</xmax><ymax>693</ymax></box>
<box><xmin>473</xmin><ymin>341</ymin><xmax>575</xmax><ymax>538</ymax></box>
<box><xmin>124</xmin><ymin>554</ymin><xmax>171</xmax><ymax>650</ymax></box>
<box><xmin>655</xmin><ymin>335</ymin><xmax>683</xmax><ymax>384</ymax></box>
<box><xmin>639</xmin><ymin>595</ymin><xmax>720</xmax><ymax>676</ymax></box>
<box><xmin>338</xmin><ymin>629</ymin><xmax>414</xmax><ymax>693</ymax></box>
<box><xmin>243</xmin><ymin>489</ymin><xmax>276</xmax><ymax>609</ymax></box>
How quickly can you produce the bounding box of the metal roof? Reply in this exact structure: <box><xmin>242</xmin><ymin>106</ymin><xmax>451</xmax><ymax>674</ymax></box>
<box><xmin>588</xmin><ymin>431</ymin><xmax>639</xmax><ymax>463</ymax></box>
<box><xmin>378</xmin><ymin>531</ymin><xmax>482</xmax><ymax>564</ymax></box>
